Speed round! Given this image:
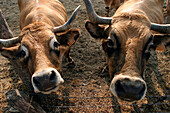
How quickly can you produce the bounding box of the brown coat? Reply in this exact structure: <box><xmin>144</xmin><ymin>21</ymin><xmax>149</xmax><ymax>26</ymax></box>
<box><xmin>1</xmin><ymin>0</ymin><xmax>81</xmax><ymax>94</ymax></box>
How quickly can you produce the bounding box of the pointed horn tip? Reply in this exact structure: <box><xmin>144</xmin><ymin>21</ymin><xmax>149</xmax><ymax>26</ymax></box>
<box><xmin>53</xmin><ymin>5</ymin><xmax>81</xmax><ymax>33</ymax></box>
<box><xmin>83</xmin><ymin>0</ymin><xmax>112</xmax><ymax>24</ymax></box>
<box><xmin>73</xmin><ymin>5</ymin><xmax>81</xmax><ymax>14</ymax></box>
<box><xmin>77</xmin><ymin>5</ymin><xmax>81</xmax><ymax>10</ymax></box>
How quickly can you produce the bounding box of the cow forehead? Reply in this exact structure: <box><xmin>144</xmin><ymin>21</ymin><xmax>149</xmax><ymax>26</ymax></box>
<box><xmin>111</xmin><ymin>13</ymin><xmax>151</xmax><ymax>31</ymax></box>
<box><xmin>110</xmin><ymin>16</ymin><xmax>152</xmax><ymax>46</ymax></box>
<box><xmin>20</xmin><ymin>23</ymin><xmax>54</xmax><ymax>46</ymax></box>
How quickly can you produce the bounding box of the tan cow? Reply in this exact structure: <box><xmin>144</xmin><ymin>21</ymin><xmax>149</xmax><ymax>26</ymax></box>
<box><xmin>104</xmin><ymin>0</ymin><xmax>125</xmax><ymax>16</ymax></box>
<box><xmin>83</xmin><ymin>0</ymin><xmax>170</xmax><ymax>102</ymax></box>
<box><xmin>0</xmin><ymin>0</ymin><xmax>81</xmax><ymax>94</ymax></box>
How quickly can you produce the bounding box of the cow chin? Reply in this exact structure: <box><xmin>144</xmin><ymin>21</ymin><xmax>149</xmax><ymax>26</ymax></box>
<box><xmin>110</xmin><ymin>74</ymin><xmax>147</xmax><ymax>102</ymax></box>
<box><xmin>34</xmin><ymin>86</ymin><xmax>60</xmax><ymax>94</ymax></box>
<box><xmin>31</xmin><ymin>68</ymin><xmax>64</xmax><ymax>94</ymax></box>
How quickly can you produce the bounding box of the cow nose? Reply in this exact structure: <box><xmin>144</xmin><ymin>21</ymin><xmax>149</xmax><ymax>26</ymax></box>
<box><xmin>110</xmin><ymin>76</ymin><xmax>146</xmax><ymax>102</ymax></box>
<box><xmin>32</xmin><ymin>68</ymin><xmax>64</xmax><ymax>93</ymax></box>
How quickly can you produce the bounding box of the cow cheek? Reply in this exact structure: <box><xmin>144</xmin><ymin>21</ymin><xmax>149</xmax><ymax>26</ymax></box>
<box><xmin>141</xmin><ymin>58</ymin><xmax>147</xmax><ymax>76</ymax></box>
<box><xmin>106</xmin><ymin>56</ymin><xmax>118</xmax><ymax>78</ymax></box>
<box><xmin>27</xmin><ymin>58</ymin><xmax>34</xmax><ymax>75</ymax></box>
<box><xmin>59</xmin><ymin>46</ymin><xmax>68</xmax><ymax>60</ymax></box>
<box><xmin>50</xmin><ymin>52</ymin><xmax>61</xmax><ymax>68</ymax></box>
<box><xmin>106</xmin><ymin>54</ymin><xmax>125</xmax><ymax>78</ymax></box>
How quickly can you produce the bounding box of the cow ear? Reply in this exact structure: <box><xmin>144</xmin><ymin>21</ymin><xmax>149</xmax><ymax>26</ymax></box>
<box><xmin>85</xmin><ymin>21</ymin><xmax>108</xmax><ymax>40</ymax></box>
<box><xmin>153</xmin><ymin>34</ymin><xmax>170</xmax><ymax>51</ymax></box>
<box><xmin>56</xmin><ymin>28</ymin><xmax>81</xmax><ymax>46</ymax></box>
<box><xmin>0</xmin><ymin>45</ymin><xmax>20</xmax><ymax>59</ymax></box>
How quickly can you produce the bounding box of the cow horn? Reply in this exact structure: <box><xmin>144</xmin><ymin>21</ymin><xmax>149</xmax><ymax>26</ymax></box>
<box><xmin>150</xmin><ymin>23</ymin><xmax>170</xmax><ymax>34</ymax></box>
<box><xmin>53</xmin><ymin>5</ymin><xmax>81</xmax><ymax>33</ymax></box>
<box><xmin>0</xmin><ymin>37</ymin><xmax>22</xmax><ymax>47</ymax></box>
<box><xmin>83</xmin><ymin>0</ymin><xmax>112</xmax><ymax>24</ymax></box>
<box><xmin>0</xmin><ymin>9</ymin><xmax>22</xmax><ymax>47</ymax></box>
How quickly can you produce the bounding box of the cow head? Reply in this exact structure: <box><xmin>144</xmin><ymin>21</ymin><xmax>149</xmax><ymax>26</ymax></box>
<box><xmin>0</xmin><ymin>6</ymin><xmax>81</xmax><ymax>94</ymax></box>
<box><xmin>83</xmin><ymin>0</ymin><xmax>170</xmax><ymax>102</ymax></box>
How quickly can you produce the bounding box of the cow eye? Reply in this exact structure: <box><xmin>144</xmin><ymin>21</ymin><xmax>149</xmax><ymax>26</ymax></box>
<box><xmin>144</xmin><ymin>43</ymin><xmax>156</xmax><ymax>60</ymax></box>
<box><xmin>54</xmin><ymin>42</ymin><xmax>58</xmax><ymax>48</ymax></box>
<box><xmin>144</xmin><ymin>35</ymin><xmax>156</xmax><ymax>60</ymax></box>
<box><xmin>144</xmin><ymin>50</ymin><xmax>151</xmax><ymax>60</ymax></box>
<box><xmin>20</xmin><ymin>50</ymin><xmax>26</xmax><ymax>57</ymax></box>
<box><xmin>102</xmin><ymin>38</ymin><xmax>115</xmax><ymax>56</ymax></box>
<box><xmin>107</xmin><ymin>36</ymin><xmax>118</xmax><ymax>50</ymax></box>
<box><xmin>108</xmin><ymin>32</ymin><xmax>120</xmax><ymax>49</ymax></box>
<box><xmin>19</xmin><ymin>45</ymin><xmax>29</xmax><ymax>58</ymax></box>
<box><xmin>143</xmin><ymin>36</ymin><xmax>156</xmax><ymax>60</ymax></box>
<box><xmin>107</xmin><ymin>38</ymin><xmax>114</xmax><ymax>49</ymax></box>
<box><xmin>50</xmin><ymin>36</ymin><xmax>60</xmax><ymax>50</ymax></box>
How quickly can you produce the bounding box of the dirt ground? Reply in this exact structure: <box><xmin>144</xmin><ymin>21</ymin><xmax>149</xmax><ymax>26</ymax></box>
<box><xmin>0</xmin><ymin>0</ymin><xmax>169</xmax><ymax>113</ymax></box>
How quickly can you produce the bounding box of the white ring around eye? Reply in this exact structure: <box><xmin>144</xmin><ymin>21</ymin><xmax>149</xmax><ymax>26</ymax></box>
<box><xmin>50</xmin><ymin>36</ymin><xmax>59</xmax><ymax>50</ymax></box>
<box><xmin>20</xmin><ymin>45</ymin><xmax>29</xmax><ymax>58</ymax></box>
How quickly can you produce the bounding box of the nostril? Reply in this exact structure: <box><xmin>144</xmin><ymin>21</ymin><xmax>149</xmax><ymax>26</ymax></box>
<box><xmin>139</xmin><ymin>84</ymin><xmax>145</xmax><ymax>97</ymax></box>
<box><xmin>136</xmin><ymin>80</ymin><xmax>146</xmax><ymax>96</ymax></box>
<box><xmin>49</xmin><ymin>70</ymin><xmax>56</xmax><ymax>81</ymax></box>
<box><xmin>115</xmin><ymin>78</ymin><xmax>131</xmax><ymax>92</ymax></box>
<box><xmin>115</xmin><ymin>80</ymin><xmax>125</xmax><ymax>95</ymax></box>
<box><xmin>105</xmin><ymin>6</ymin><xmax>110</xmax><ymax>9</ymax></box>
<box><xmin>33</xmin><ymin>77</ymin><xmax>40</xmax><ymax>86</ymax></box>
